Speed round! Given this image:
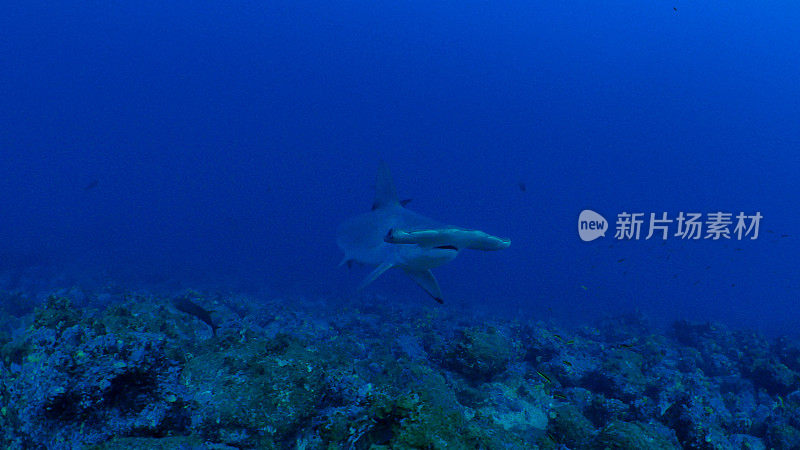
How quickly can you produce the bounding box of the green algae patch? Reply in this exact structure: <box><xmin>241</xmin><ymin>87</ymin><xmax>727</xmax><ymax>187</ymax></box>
<box><xmin>745</xmin><ymin>358</ymin><xmax>798</xmax><ymax>396</ymax></box>
<box><xmin>765</xmin><ymin>424</ymin><xmax>800</xmax><ymax>450</ymax></box>
<box><xmin>473</xmin><ymin>380</ymin><xmax>548</xmax><ymax>442</ymax></box>
<box><xmin>102</xmin><ymin>299</ymin><xmax>191</xmax><ymax>341</ymax></box>
<box><xmin>593</xmin><ymin>420</ymin><xmax>680</xmax><ymax>449</ymax></box>
<box><xmin>546</xmin><ymin>404</ymin><xmax>595</xmax><ymax>448</ymax></box>
<box><xmin>33</xmin><ymin>296</ymin><xmax>81</xmax><ymax>336</ymax></box>
<box><xmin>445</xmin><ymin>326</ymin><xmax>518</xmax><ymax>382</ymax></box>
<box><xmin>387</xmin><ymin>366</ymin><xmax>531</xmax><ymax>449</ymax></box>
<box><xmin>319</xmin><ymin>361</ymin><xmax>534</xmax><ymax>449</ymax></box>
<box><xmin>180</xmin><ymin>337</ymin><xmax>326</xmax><ymax>448</ymax></box>
<box><xmin>90</xmin><ymin>435</ymin><xmax>206</xmax><ymax>449</ymax></box>
<box><xmin>603</xmin><ymin>349</ymin><xmax>646</xmax><ymax>385</ymax></box>
<box><xmin>582</xmin><ymin>348</ymin><xmax>648</xmax><ymax>401</ymax></box>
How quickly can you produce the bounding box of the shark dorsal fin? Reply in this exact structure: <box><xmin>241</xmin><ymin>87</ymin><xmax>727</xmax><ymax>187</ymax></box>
<box><xmin>371</xmin><ymin>161</ymin><xmax>399</xmax><ymax>210</ymax></box>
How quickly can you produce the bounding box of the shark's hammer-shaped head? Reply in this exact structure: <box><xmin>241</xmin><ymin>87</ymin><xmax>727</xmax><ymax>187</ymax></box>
<box><xmin>336</xmin><ymin>162</ymin><xmax>510</xmax><ymax>303</ymax></box>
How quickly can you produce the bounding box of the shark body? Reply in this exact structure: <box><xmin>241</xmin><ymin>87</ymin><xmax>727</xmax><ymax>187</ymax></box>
<box><xmin>336</xmin><ymin>163</ymin><xmax>510</xmax><ymax>303</ymax></box>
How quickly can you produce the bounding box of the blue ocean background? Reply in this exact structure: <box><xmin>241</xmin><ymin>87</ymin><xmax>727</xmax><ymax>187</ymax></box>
<box><xmin>2</xmin><ymin>0</ymin><xmax>798</xmax><ymax>334</ymax></box>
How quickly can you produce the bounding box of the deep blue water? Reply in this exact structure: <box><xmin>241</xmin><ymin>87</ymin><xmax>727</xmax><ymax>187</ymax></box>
<box><xmin>1</xmin><ymin>1</ymin><xmax>798</xmax><ymax>333</ymax></box>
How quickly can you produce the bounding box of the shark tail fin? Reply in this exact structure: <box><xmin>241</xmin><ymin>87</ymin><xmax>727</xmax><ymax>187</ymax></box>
<box><xmin>372</xmin><ymin>161</ymin><xmax>400</xmax><ymax>210</ymax></box>
<box><xmin>357</xmin><ymin>261</ymin><xmax>394</xmax><ymax>291</ymax></box>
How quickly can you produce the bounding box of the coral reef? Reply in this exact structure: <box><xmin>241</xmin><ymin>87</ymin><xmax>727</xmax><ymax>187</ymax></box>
<box><xmin>1</xmin><ymin>287</ymin><xmax>799</xmax><ymax>448</ymax></box>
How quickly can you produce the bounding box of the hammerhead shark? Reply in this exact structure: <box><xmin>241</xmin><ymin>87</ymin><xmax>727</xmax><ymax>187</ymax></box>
<box><xmin>337</xmin><ymin>162</ymin><xmax>510</xmax><ymax>303</ymax></box>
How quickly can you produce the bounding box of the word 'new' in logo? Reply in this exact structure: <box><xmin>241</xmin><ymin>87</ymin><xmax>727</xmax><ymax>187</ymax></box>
<box><xmin>579</xmin><ymin>210</ymin><xmax>607</xmax><ymax>241</ymax></box>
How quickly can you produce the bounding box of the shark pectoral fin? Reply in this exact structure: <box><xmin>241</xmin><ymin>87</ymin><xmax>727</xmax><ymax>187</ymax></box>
<box><xmin>402</xmin><ymin>268</ymin><xmax>443</xmax><ymax>304</ymax></box>
<box><xmin>357</xmin><ymin>262</ymin><xmax>394</xmax><ymax>291</ymax></box>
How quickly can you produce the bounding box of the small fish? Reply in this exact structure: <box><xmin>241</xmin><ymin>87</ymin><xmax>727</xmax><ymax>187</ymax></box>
<box><xmin>553</xmin><ymin>334</ymin><xmax>563</xmax><ymax>342</ymax></box>
<box><xmin>562</xmin><ymin>361</ymin><xmax>573</xmax><ymax>367</ymax></box>
<box><xmin>777</xmin><ymin>395</ymin><xmax>784</xmax><ymax>408</ymax></box>
<box><xmin>673</xmin><ymin>6</ymin><xmax>677</xmax><ymax>11</ymax></box>
<box><xmin>580</xmin><ymin>285</ymin><xmax>588</xmax><ymax>291</ymax></box>
<box><xmin>735</xmin><ymin>248</ymin><xmax>743</xmax><ymax>251</ymax></box>
<box><xmin>693</xmin><ymin>280</ymin><xmax>700</xmax><ymax>286</ymax></box>
<box><xmin>781</xmin><ymin>234</ymin><xmax>790</xmax><ymax>238</ymax></box>
<box><xmin>731</xmin><ymin>283</ymin><xmax>736</xmax><ymax>287</ymax></box>
<box><xmin>172</xmin><ymin>295</ymin><xmax>219</xmax><ymax>336</ymax></box>
<box><xmin>400</xmin><ymin>198</ymin><xmax>413</xmax><ymax>207</ymax></box>
<box><xmin>565</xmin><ymin>340</ymin><xmax>575</xmax><ymax>345</ymax></box>
<box><xmin>84</xmin><ymin>179</ymin><xmax>99</xmax><ymax>191</ymax></box>
<box><xmin>705</xmin><ymin>265</ymin><xmax>711</xmax><ymax>270</ymax></box>
<box><xmin>766</xmin><ymin>230</ymin><xmax>774</xmax><ymax>234</ymax></box>
<box><xmin>536</xmin><ymin>370</ymin><xmax>552</xmax><ymax>384</ymax></box>
<box><xmin>617</xmin><ymin>258</ymin><xmax>625</xmax><ymax>263</ymax></box>
<box><xmin>553</xmin><ymin>393</ymin><xmax>567</xmax><ymax>400</ymax></box>
<box><xmin>619</xmin><ymin>343</ymin><xmax>633</xmax><ymax>349</ymax></box>
<box><xmin>518</xmin><ymin>182</ymin><xmax>527</xmax><ymax>192</ymax></box>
